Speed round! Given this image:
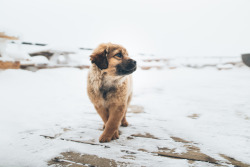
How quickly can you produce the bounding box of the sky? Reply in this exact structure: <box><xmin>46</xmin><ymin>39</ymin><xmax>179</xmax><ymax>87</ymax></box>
<box><xmin>1</xmin><ymin>0</ymin><xmax>250</xmax><ymax>57</ymax></box>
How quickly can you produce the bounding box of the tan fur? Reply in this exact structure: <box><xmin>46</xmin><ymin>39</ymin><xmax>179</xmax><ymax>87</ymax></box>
<box><xmin>87</xmin><ymin>43</ymin><xmax>135</xmax><ymax>142</ymax></box>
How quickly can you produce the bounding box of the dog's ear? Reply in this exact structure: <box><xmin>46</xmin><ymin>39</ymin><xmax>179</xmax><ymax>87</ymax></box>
<box><xmin>90</xmin><ymin>44</ymin><xmax>109</xmax><ymax>70</ymax></box>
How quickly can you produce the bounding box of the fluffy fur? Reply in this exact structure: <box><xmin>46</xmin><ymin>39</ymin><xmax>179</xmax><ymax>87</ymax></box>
<box><xmin>87</xmin><ymin>43</ymin><xmax>137</xmax><ymax>142</ymax></box>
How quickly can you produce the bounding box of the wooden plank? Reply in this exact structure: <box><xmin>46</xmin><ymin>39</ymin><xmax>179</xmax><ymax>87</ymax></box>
<box><xmin>40</xmin><ymin>135</ymin><xmax>110</xmax><ymax>148</ymax></box>
<box><xmin>0</xmin><ymin>32</ymin><xmax>19</xmax><ymax>40</ymax></box>
<box><xmin>0</xmin><ymin>61</ymin><xmax>20</xmax><ymax>69</ymax></box>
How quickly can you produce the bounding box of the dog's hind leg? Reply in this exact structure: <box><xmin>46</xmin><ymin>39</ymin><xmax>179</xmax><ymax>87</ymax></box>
<box><xmin>121</xmin><ymin>93</ymin><xmax>132</xmax><ymax>127</ymax></box>
<box><xmin>121</xmin><ymin>108</ymin><xmax>129</xmax><ymax>127</ymax></box>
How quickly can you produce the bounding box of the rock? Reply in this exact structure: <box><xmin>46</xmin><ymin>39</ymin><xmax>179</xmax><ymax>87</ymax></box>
<box><xmin>242</xmin><ymin>54</ymin><xmax>250</xmax><ymax>67</ymax></box>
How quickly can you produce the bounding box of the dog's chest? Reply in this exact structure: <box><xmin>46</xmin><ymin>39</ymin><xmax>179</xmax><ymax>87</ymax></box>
<box><xmin>99</xmin><ymin>85</ymin><xmax>117</xmax><ymax>100</ymax></box>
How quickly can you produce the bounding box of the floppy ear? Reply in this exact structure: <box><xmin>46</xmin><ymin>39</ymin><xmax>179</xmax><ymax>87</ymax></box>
<box><xmin>90</xmin><ymin>44</ymin><xmax>109</xmax><ymax>70</ymax></box>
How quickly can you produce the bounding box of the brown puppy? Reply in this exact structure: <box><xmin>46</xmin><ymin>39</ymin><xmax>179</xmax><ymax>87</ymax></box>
<box><xmin>87</xmin><ymin>43</ymin><xmax>137</xmax><ymax>143</ymax></box>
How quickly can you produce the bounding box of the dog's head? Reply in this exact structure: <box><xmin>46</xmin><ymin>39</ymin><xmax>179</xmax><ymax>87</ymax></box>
<box><xmin>90</xmin><ymin>43</ymin><xmax>137</xmax><ymax>76</ymax></box>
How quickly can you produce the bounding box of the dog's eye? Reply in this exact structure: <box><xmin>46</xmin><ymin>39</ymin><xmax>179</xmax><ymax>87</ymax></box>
<box><xmin>115</xmin><ymin>53</ymin><xmax>122</xmax><ymax>58</ymax></box>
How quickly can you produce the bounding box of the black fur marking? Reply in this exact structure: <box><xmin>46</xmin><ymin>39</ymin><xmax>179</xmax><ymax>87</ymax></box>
<box><xmin>99</xmin><ymin>86</ymin><xmax>117</xmax><ymax>100</ymax></box>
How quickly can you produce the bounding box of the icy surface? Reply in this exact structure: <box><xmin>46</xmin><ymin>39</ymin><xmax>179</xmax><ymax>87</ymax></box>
<box><xmin>0</xmin><ymin>67</ymin><xmax>250</xmax><ymax>166</ymax></box>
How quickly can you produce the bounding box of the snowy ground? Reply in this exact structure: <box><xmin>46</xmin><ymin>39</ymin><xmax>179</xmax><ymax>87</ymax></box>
<box><xmin>0</xmin><ymin>67</ymin><xmax>250</xmax><ymax>167</ymax></box>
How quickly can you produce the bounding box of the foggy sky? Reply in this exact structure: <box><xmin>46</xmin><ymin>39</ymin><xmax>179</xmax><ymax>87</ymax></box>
<box><xmin>1</xmin><ymin>0</ymin><xmax>250</xmax><ymax>57</ymax></box>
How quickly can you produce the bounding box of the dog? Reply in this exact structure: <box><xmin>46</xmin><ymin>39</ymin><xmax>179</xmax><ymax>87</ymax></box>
<box><xmin>87</xmin><ymin>43</ymin><xmax>137</xmax><ymax>142</ymax></box>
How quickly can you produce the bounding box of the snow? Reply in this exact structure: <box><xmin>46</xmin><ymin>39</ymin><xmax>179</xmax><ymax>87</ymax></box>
<box><xmin>30</xmin><ymin>56</ymin><xmax>49</xmax><ymax>65</ymax></box>
<box><xmin>0</xmin><ymin>66</ymin><xmax>250</xmax><ymax>166</ymax></box>
<box><xmin>0</xmin><ymin>39</ymin><xmax>30</xmax><ymax>60</ymax></box>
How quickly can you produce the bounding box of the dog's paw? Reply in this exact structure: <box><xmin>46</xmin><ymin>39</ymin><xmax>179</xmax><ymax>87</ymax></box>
<box><xmin>99</xmin><ymin>133</ymin><xmax>112</xmax><ymax>143</ymax></box>
<box><xmin>111</xmin><ymin>130</ymin><xmax>119</xmax><ymax>140</ymax></box>
<box><xmin>121</xmin><ymin>121</ymin><xmax>129</xmax><ymax>127</ymax></box>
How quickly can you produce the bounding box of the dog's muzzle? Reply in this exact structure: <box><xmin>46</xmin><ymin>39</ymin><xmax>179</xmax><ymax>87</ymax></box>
<box><xmin>116</xmin><ymin>59</ymin><xmax>137</xmax><ymax>75</ymax></box>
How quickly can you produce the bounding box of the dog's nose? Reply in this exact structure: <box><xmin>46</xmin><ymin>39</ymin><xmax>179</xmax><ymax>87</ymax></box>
<box><xmin>128</xmin><ymin>59</ymin><xmax>137</xmax><ymax>65</ymax></box>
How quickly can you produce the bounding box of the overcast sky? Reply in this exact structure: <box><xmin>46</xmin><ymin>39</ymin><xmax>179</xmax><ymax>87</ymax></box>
<box><xmin>1</xmin><ymin>0</ymin><xmax>250</xmax><ymax>57</ymax></box>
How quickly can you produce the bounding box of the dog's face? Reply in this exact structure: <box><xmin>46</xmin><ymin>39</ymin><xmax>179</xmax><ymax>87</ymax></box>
<box><xmin>90</xmin><ymin>43</ymin><xmax>137</xmax><ymax>76</ymax></box>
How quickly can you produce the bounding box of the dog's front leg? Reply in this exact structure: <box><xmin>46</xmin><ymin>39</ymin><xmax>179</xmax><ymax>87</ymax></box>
<box><xmin>94</xmin><ymin>105</ymin><xmax>109</xmax><ymax>129</ymax></box>
<box><xmin>99</xmin><ymin>104</ymin><xmax>125</xmax><ymax>143</ymax></box>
